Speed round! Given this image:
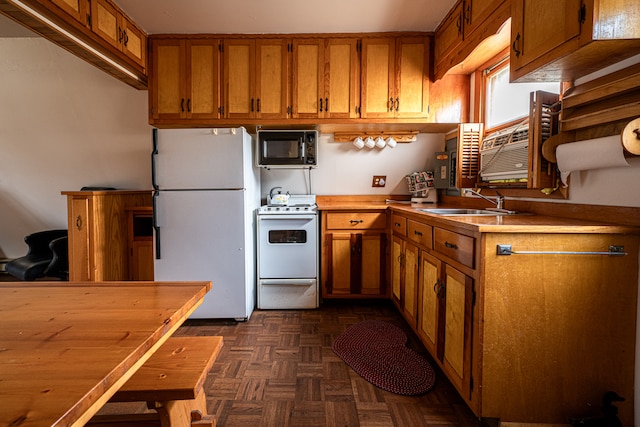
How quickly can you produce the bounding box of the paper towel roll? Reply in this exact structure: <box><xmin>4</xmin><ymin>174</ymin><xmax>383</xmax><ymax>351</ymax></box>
<box><xmin>556</xmin><ymin>135</ymin><xmax>629</xmax><ymax>185</ymax></box>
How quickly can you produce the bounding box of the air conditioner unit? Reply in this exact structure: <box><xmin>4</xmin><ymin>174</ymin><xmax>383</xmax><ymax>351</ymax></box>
<box><xmin>479</xmin><ymin>122</ymin><xmax>530</xmax><ymax>181</ymax></box>
<box><xmin>479</xmin><ymin>91</ymin><xmax>558</xmax><ymax>185</ymax></box>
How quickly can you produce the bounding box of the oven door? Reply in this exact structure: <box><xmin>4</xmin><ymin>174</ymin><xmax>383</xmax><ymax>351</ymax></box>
<box><xmin>257</xmin><ymin>214</ymin><xmax>318</xmax><ymax>279</ymax></box>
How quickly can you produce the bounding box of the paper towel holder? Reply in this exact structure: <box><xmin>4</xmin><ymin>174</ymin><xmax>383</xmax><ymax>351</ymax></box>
<box><xmin>542</xmin><ymin>116</ymin><xmax>640</xmax><ymax>163</ymax></box>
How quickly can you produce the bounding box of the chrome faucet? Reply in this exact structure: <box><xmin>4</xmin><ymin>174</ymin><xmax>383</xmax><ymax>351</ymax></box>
<box><xmin>464</xmin><ymin>188</ymin><xmax>507</xmax><ymax>211</ymax></box>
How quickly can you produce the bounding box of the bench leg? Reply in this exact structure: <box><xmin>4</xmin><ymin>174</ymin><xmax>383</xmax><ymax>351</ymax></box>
<box><xmin>148</xmin><ymin>388</ymin><xmax>215</xmax><ymax>427</ymax></box>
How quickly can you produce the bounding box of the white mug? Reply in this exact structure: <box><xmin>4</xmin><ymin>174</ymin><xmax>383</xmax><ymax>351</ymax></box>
<box><xmin>364</xmin><ymin>137</ymin><xmax>375</xmax><ymax>148</ymax></box>
<box><xmin>375</xmin><ymin>137</ymin><xmax>386</xmax><ymax>148</ymax></box>
<box><xmin>353</xmin><ymin>136</ymin><xmax>364</xmax><ymax>149</ymax></box>
<box><xmin>386</xmin><ymin>136</ymin><xmax>397</xmax><ymax>148</ymax></box>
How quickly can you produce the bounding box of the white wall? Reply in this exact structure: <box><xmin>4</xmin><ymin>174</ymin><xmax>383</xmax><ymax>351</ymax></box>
<box><xmin>260</xmin><ymin>133</ymin><xmax>444</xmax><ymax>200</ymax></box>
<box><xmin>0</xmin><ymin>38</ymin><xmax>151</xmax><ymax>258</ymax></box>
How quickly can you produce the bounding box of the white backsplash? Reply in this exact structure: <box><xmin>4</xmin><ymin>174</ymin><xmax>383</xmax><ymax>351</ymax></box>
<box><xmin>260</xmin><ymin>133</ymin><xmax>444</xmax><ymax>199</ymax></box>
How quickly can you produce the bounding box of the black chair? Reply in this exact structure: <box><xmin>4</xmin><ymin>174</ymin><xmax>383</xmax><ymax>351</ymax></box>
<box><xmin>5</xmin><ymin>230</ymin><xmax>68</xmax><ymax>281</ymax></box>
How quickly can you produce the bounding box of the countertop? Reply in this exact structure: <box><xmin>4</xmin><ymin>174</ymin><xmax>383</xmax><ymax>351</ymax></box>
<box><xmin>316</xmin><ymin>196</ymin><xmax>640</xmax><ymax>234</ymax></box>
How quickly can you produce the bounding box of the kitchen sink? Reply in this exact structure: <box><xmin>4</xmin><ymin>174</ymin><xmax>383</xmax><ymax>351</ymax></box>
<box><xmin>417</xmin><ymin>208</ymin><xmax>509</xmax><ymax>216</ymax></box>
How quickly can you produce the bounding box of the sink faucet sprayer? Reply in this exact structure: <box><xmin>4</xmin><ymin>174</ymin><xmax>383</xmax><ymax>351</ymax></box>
<box><xmin>464</xmin><ymin>188</ymin><xmax>506</xmax><ymax>211</ymax></box>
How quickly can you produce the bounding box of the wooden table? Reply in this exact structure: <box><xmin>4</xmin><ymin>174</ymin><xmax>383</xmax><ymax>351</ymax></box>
<box><xmin>0</xmin><ymin>281</ymin><xmax>211</xmax><ymax>427</ymax></box>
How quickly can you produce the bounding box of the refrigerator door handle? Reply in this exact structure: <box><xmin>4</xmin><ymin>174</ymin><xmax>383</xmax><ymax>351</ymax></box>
<box><xmin>153</xmin><ymin>190</ymin><xmax>161</xmax><ymax>259</ymax></box>
<box><xmin>151</xmin><ymin>128</ymin><xmax>159</xmax><ymax>190</ymax></box>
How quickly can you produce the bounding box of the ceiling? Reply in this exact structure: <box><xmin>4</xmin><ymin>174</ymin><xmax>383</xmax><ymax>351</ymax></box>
<box><xmin>113</xmin><ymin>0</ymin><xmax>457</xmax><ymax>35</ymax></box>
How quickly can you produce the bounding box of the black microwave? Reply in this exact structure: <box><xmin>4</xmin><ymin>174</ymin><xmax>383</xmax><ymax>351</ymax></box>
<box><xmin>256</xmin><ymin>130</ymin><xmax>317</xmax><ymax>168</ymax></box>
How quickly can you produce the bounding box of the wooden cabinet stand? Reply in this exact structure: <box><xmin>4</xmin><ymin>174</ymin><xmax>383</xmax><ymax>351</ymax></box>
<box><xmin>62</xmin><ymin>190</ymin><xmax>152</xmax><ymax>281</ymax></box>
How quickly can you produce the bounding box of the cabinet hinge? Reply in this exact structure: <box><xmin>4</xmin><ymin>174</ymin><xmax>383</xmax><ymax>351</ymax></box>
<box><xmin>578</xmin><ymin>3</ymin><xmax>586</xmax><ymax>24</ymax></box>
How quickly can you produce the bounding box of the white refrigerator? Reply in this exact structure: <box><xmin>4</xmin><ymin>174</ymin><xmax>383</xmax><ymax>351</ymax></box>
<box><xmin>152</xmin><ymin>127</ymin><xmax>260</xmax><ymax>320</ymax></box>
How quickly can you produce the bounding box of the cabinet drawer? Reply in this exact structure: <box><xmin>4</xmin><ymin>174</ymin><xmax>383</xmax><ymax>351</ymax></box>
<box><xmin>434</xmin><ymin>228</ymin><xmax>474</xmax><ymax>268</ymax></box>
<box><xmin>407</xmin><ymin>220</ymin><xmax>432</xmax><ymax>248</ymax></box>
<box><xmin>326</xmin><ymin>212</ymin><xmax>386</xmax><ymax>230</ymax></box>
<box><xmin>391</xmin><ymin>214</ymin><xmax>407</xmax><ymax>236</ymax></box>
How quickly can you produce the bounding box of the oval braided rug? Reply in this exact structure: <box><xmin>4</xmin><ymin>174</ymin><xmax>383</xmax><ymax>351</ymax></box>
<box><xmin>332</xmin><ymin>320</ymin><xmax>436</xmax><ymax>395</ymax></box>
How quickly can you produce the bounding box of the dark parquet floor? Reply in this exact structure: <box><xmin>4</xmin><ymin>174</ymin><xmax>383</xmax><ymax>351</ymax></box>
<box><xmin>175</xmin><ymin>299</ymin><xmax>487</xmax><ymax>427</ymax></box>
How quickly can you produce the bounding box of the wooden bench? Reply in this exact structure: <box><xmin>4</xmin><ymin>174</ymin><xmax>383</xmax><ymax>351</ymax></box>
<box><xmin>88</xmin><ymin>336</ymin><xmax>223</xmax><ymax>427</ymax></box>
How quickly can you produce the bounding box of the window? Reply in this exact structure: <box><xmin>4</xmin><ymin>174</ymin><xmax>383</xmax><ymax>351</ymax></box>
<box><xmin>482</xmin><ymin>58</ymin><xmax>560</xmax><ymax>132</ymax></box>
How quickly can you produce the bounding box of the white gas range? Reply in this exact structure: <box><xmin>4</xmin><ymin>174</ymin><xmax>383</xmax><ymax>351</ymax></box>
<box><xmin>256</xmin><ymin>194</ymin><xmax>319</xmax><ymax>309</ymax></box>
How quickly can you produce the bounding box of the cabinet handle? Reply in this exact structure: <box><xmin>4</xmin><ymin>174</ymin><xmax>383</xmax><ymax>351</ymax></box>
<box><xmin>186</xmin><ymin>98</ymin><xmax>191</xmax><ymax>112</ymax></box>
<box><xmin>578</xmin><ymin>3</ymin><xmax>586</xmax><ymax>24</ymax></box>
<box><xmin>75</xmin><ymin>215</ymin><xmax>83</xmax><ymax>231</ymax></box>
<box><xmin>464</xmin><ymin>2</ymin><xmax>471</xmax><ymax>25</ymax></box>
<box><xmin>414</xmin><ymin>230</ymin><xmax>423</xmax><ymax>237</ymax></box>
<box><xmin>395</xmin><ymin>97</ymin><xmax>399</xmax><ymax>111</ymax></box>
<box><xmin>394</xmin><ymin>222</ymin><xmax>401</xmax><ymax>227</ymax></box>
<box><xmin>319</xmin><ymin>98</ymin><xmax>323</xmax><ymax>112</ymax></box>
<box><xmin>444</xmin><ymin>241</ymin><xmax>458</xmax><ymax>250</ymax></box>
<box><xmin>456</xmin><ymin>15</ymin><xmax>462</xmax><ymax>36</ymax></box>
<box><xmin>389</xmin><ymin>97</ymin><xmax>394</xmax><ymax>112</ymax></box>
<box><xmin>118</xmin><ymin>26</ymin><xmax>123</xmax><ymax>43</ymax></box>
<box><xmin>251</xmin><ymin>98</ymin><xmax>255</xmax><ymax>112</ymax></box>
<box><xmin>350</xmin><ymin>219</ymin><xmax>364</xmax><ymax>224</ymax></box>
<box><xmin>512</xmin><ymin>32</ymin><xmax>521</xmax><ymax>58</ymax></box>
<box><xmin>433</xmin><ymin>280</ymin><xmax>443</xmax><ymax>298</ymax></box>
<box><xmin>325</xmin><ymin>97</ymin><xmax>329</xmax><ymax>112</ymax></box>
<box><xmin>257</xmin><ymin>98</ymin><xmax>261</xmax><ymax>112</ymax></box>
<box><xmin>180</xmin><ymin>98</ymin><xmax>185</xmax><ymax>112</ymax></box>
<box><xmin>123</xmin><ymin>30</ymin><xmax>129</xmax><ymax>47</ymax></box>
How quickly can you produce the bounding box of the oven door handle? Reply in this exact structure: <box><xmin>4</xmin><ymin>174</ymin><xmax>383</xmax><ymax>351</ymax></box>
<box><xmin>258</xmin><ymin>214</ymin><xmax>317</xmax><ymax>221</ymax></box>
<box><xmin>259</xmin><ymin>279</ymin><xmax>317</xmax><ymax>286</ymax></box>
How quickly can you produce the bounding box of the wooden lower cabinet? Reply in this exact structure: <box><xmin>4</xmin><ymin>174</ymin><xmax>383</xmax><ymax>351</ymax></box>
<box><xmin>62</xmin><ymin>190</ymin><xmax>152</xmax><ymax>281</ymax></box>
<box><xmin>389</xmin><ymin>209</ymin><xmax>639</xmax><ymax>425</ymax></box>
<box><xmin>391</xmin><ymin>234</ymin><xmax>419</xmax><ymax>328</ymax></box>
<box><xmin>321</xmin><ymin>210</ymin><xmax>388</xmax><ymax>298</ymax></box>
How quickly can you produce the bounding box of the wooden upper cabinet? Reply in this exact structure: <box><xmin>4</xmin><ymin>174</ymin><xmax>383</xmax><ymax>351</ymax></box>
<box><xmin>510</xmin><ymin>0</ymin><xmax>640</xmax><ymax>81</ymax></box>
<box><xmin>90</xmin><ymin>0</ymin><xmax>146</xmax><ymax>69</ymax></box>
<box><xmin>510</xmin><ymin>0</ymin><xmax>582</xmax><ymax>74</ymax></box>
<box><xmin>434</xmin><ymin>0</ymin><xmax>508</xmax><ymax>80</ymax></box>
<box><xmin>434</xmin><ymin>1</ymin><xmax>464</xmax><ymax>72</ymax></box>
<box><xmin>324</xmin><ymin>38</ymin><xmax>360</xmax><ymax>119</ymax></box>
<box><xmin>361</xmin><ymin>36</ymin><xmax>430</xmax><ymax>119</ymax></box>
<box><xmin>49</xmin><ymin>0</ymin><xmax>89</xmax><ymax>26</ymax></box>
<box><xmin>395</xmin><ymin>36</ymin><xmax>430</xmax><ymax>118</ymax></box>
<box><xmin>255</xmin><ymin>39</ymin><xmax>289</xmax><ymax>119</ymax></box>
<box><xmin>361</xmin><ymin>37</ymin><xmax>395</xmax><ymax>118</ymax></box>
<box><xmin>150</xmin><ymin>38</ymin><xmax>220</xmax><ymax>121</ymax></box>
<box><xmin>224</xmin><ymin>38</ymin><xmax>288</xmax><ymax>119</ymax></box>
<box><xmin>292</xmin><ymin>39</ymin><xmax>324</xmax><ymax>119</ymax></box>
<box><xmin>292</xmin><ymin>38</ymin><xmax>360</xmax><ymax>119</ymax></box>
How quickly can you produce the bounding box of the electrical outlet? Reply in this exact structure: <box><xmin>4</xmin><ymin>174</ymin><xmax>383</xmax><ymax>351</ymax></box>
<box><xmin>372</xmin><ymin>175</ymin><xmax>386</xmax><ymax>187</ymax></box>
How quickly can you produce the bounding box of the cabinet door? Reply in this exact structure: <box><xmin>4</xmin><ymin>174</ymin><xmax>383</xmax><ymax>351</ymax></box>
<box><xmin>121</xmin><ymin>18</ymin><xmax>146</xmax><ymax>68</ymax></box>
<box><xmin>391</xmin><ymin>235</ymin><xmax>403</xmax><ymax>305</ymax></box>
<box><xmin>151</xmin><ymin>39</ymin><xmax>185</xmax><ymax>120</ymax></box>
<box><xmin>510</xmin><ymin>0</ymin><xmax>582</xmax><ymax>71</ymax></box>
<box><xmin>402</xmin><ymin>242</ymin><xmax>419</xmax><ymax>327</ymax></box>
<box><xmin>256</xmin><ymin>39</ymin><xmax>289</xmax><ymax>119</ymax></box>
<box><xmin>131</xmin><ymin>241</ymin><xmax>154</xmax><ymax>280</ymax></box>
<box><xmin>50</xmin><ymin>0</ymin><xmax>89</xmax><ymax>27</ymax></box>
<box><xmin>292</xmin><ymin>39</ymin><xmax>324</xmax><ymax>119</ymax></box>
<box><xmin>395</xmin><ymin>37</ymin><xmax>430</xmax><ymax>118</ymax></box>
<box><xmin>224</xmin><ymin>39</ymin><xmax>256</xmax><ymax>119</ymax></box>
<box><xmin>325</xmin><ymin>232</ymin><xmax>386</xmax><ymax>297</ymax></box>
<box><xmin>360</xmin><ymin>37</ymin><xmax>395</xmax><ymax>118</ymax></box>
<box><xmin>327</xmin><ymin>232</ymin><xmax>352</xmax><ymax>295</ymax></box>
<box><xmin>68</xmin><ymin>197</ymin><xmax>92</xmax><ymax>281</ymax></box>
<box><xmin>91</xmin><ymin>0</ymin><xmax>121</xmax><ymax>51</ymax></box>
<box><xmin>324</xmin><ymin>38</ymin><xmax>360</xmax><ymax>119</ymax></box>
<box><xmin>442</xmin><ymin>264</ymin><xmax>473</xmax><ymax>399</ymax></box>
<box><xmin>360</xmin><ymin>233</ymin><xmax>386</xmax><ymax>296</ymax></box>
<box><xmin>434</xmin><ymin>1</ymin><xmax>463</xmax><ymax>70</ymax></box>
<box><xmin>465</xmin><ymin>0</ymin><xmax>504</xmax><ymax>35</ymax></box>
<box><xmin>418</xmin><ymin>250</ymin><xmax>441</xmax><ymax>357</ymax></box>
<box><xmin>187</xmin><ymin>40</ymin><xmax>220</xmax><ymax>119</ymax></box>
